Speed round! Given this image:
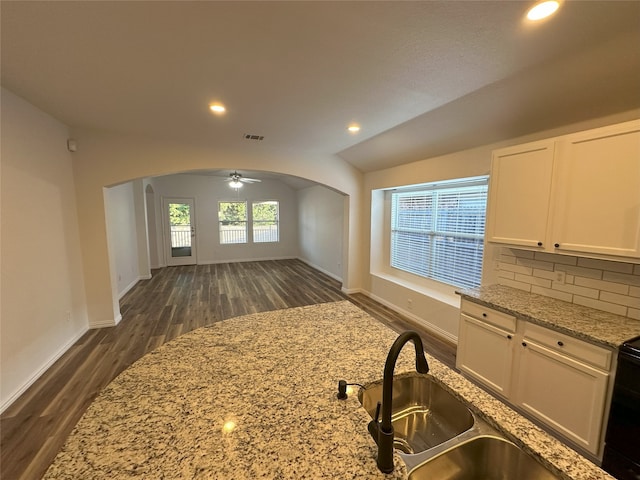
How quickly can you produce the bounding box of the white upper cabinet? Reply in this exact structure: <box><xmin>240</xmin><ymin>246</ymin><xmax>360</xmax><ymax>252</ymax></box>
<box><xmin>486</xmin><ymin>119</ymin><xmax>640</xmax><ymax>261</ymax></box>
<box><xmin>551</xmin><ymin>122</ymin><xmax>640</xmax><ymax>258</ymax></box>
<box><xmin>485</xmin><ymin>140</ymin><xmax>555</xmax><ymax>249</ymax></box>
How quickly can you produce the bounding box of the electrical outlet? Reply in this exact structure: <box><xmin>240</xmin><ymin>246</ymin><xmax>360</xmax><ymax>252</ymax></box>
<box><xmin>555</xmin><ymin>271</ymin><xmax>566</xmax><ymax>285</ymax></box>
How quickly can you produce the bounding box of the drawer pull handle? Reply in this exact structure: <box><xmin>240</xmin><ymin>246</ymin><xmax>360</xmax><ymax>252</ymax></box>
<box><xmin>482</xmin><ymin>313</ymin><xmax>487</xmax><ymax>318</ymax></box>
<box><xmin>537</xmin><ymin>241</ymin><xmax>543</xmax><ymax>247</ymax></box>
<box><xmin>557</xmin><ymin>341</ymin><xmax>564</xmax><ymax>347</ymax></box>
<box><xmin>522</xmin><ymin>342</ymin><xmax>527</xmax><ymax>347</ymax></box>
<box><xmin>554</xmin><ymin>243</ymin><xmax>560</xmax><ymax>248</ymax></box>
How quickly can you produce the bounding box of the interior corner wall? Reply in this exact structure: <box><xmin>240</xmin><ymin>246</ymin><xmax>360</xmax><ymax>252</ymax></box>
<box><xmin>297</xmin><ymin>185</ymin><xmax>345</xmax><ymax>281</ymax></box>
<box><xmin>144</xmin><ymin>178</ymin><xmax>162</xmax><ymax>269</ymax></box>
<box><xmin>104</xmin><ymin>181</ymin><xmax>143</xmax><ymax>298</ymax></box>
<box><xmin>0</xmin><ymin>87</ymin><xmax>89</xmax><ymax>412</ymax></box>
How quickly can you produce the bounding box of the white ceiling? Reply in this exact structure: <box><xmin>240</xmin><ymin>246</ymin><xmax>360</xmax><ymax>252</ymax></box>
<box><xmin>2</xmin><ymin>1</ymin><xmax>639</xmax><ymax>177</ymax></box>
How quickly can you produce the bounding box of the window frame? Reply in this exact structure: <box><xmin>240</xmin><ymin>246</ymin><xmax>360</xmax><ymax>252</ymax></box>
<box><xmin>218</xmin><ymin>200</ymin><xmax>248</xmax><ymax>245</ymax></box>
<box><xmin>252</xmin><ymin>200</ymin><xmax>280</xmax><ymax>243</ymax></box>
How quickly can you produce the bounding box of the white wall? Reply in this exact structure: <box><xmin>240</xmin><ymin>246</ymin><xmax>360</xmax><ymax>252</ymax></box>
<box><xmin>104</xmin><ymin>181</ymin><xmax>145</xmax><ymax>300</ymax></box>
<box><xmin>0</xmin><ymin>88</ymin><xmax>89</xmax><ymax>412</ymax></box>
<box><xmin>150</xmin><ymin>173</ymin><xmax>300</xmax><ymax>264</ymax></box>
<box><xmin>363</xmin><ymin>109</ymin><xmax>640</xmax><ymax>342</ymax></box>
<box><xmin>297</xmin><ymin>185</ymin><xmax>345</xmax><ymax>281</ymax></box>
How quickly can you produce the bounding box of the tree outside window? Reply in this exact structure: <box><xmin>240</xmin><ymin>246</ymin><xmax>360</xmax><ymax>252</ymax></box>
<box><xmin>253</xmin><ymin>201</ymin><xmax>279</xmax><ymax>243</ymax></box>
<box><xmin>219</xmin><ymin>201</ymin><xmax>247</xmax><ymax>244</ymax></box>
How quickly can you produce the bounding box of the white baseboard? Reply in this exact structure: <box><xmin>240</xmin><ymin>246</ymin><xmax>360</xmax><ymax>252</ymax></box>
<box><xmin>89</xmin><ymin>313</ymin><xmax>122</xmax><ymax>329</ymax></box>
<box><xmin>362</xmin><ymin>290</ymin><xmax>458</xmax><ymax>344</ymax></box>
<box><xmin>342</xmin><ymin>286</ymin><xmax>363</xmax><ymax>295</ymax></box>
<box><xmin>118</xmin><ymin>277</ymin><xmax>138</xmax><ymax>300</ymax></box>
<box><xmin>297</xmin><ymin>258</ymin><xmax>343</xmax><ymax>282</ymax></box>
<box><xmin>1</xmin><ymin>326</ymin><xmax>89</xmax><ymax>414</ymax></box>
<box><xmin>118</xmin><ymin>274</ymin><xmax>152</xmax><ymax>300</ymax></box>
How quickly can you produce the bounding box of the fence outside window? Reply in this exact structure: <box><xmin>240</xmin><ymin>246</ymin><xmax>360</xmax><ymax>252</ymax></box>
<box><xmin>170</xmin><ymin>225</ymin><xmax>191</xmax><ymax>247</ymax></box>
<box><xmin>220</xmin><ymin>224</ymin><xmax>247</xmax><ymax>244</ymax></box>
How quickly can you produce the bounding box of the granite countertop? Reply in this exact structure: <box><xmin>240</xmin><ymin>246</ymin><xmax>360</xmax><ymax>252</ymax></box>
<box><xmin>44</xmin><ymin>301</ymin><xmax>614</xmax><ymax>480</ymax></box>
<box><xmin>458</xmin><ymin>284</ymin><xmax>640</xmax><ymax>349</ymax></box>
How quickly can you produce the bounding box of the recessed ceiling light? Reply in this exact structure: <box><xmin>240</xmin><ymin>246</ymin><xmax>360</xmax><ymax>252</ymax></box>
<box><xmin>526</xmin><ymin>0</ymin><xmax>560</xmax><ymax>21</ymax></box>
<box><xmin>209</xmin><ymin>103</ymin><xmax>226</xmax><ymax>114</ymax></box>
<box><xmin>347</xmin><ymin>124</ymin><xmax>361</xmax><ymax>133</ymax></box>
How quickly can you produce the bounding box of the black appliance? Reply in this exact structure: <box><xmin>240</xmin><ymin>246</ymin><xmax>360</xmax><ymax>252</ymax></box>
<box><xmin>602</xmin><ymin>336</ymin><xmax>640</xmax><ymax>480</ymax></box>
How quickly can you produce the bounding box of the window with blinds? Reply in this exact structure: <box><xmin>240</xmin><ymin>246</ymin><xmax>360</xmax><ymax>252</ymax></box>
<box><xmin>390</xmin><ymin>177</ymin><xmax>488</xmax><ymax>289</ymax></box>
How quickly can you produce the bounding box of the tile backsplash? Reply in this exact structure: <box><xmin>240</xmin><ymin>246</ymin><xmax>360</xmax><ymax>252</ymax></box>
<box><xmin>497</xmin><ymin>248</ymin><xmax>640</xmax><ymax>320</ymax></box>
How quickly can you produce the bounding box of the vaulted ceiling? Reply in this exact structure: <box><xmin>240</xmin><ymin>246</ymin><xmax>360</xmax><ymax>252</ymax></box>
<box><xmin>2</xmin><ymin>1</ymin><xmax>639</xmax><ymax>174</ymax></box>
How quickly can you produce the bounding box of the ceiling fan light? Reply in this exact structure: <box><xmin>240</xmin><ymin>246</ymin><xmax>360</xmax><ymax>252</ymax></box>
<box><xmin>229</xmin><ymin>180</ymin><xmax>243</xmax><ymax>189</ymax></box>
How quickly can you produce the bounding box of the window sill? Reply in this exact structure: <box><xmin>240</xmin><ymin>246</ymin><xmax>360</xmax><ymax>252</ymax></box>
<box><xmin>371</xmin><ymin>270</ymin><xmax>461</xmax><ymax>308</ymax></box>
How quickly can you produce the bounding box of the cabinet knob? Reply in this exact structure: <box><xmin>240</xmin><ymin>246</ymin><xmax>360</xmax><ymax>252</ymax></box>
<box><xmin>507</xmin><ymin>335</ymin><xmax>512</xmax><ymax>340</ymax></box>
<box><xmin>482</xmin><ymin>313</ymin><xmax>487</xmax><ymax>318</ymax></box>
<box><xmin>537</xmin><ymin>241</ymin><xmax>543</xmax><ymax>247</ymax></box>
<box><xmin>554</xmin><ymin>243</ymin><xmax>560</xmax><ymax>248</ymax></box>
<box><xmin>522</xmin><ymin>342</ymin><xmax>527</xmax><ymax>347</ymax></box>
<box><xmin>557</xmin><ymin>341</ymin><xmax>564</xmax><ymax>347</ymax></box>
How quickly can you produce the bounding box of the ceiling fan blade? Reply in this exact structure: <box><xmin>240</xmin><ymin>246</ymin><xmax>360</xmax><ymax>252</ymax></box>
<box><xmin>240</xmin><ymin>178</ymin><xmax>261</xmax><ymax>183</ymax></box>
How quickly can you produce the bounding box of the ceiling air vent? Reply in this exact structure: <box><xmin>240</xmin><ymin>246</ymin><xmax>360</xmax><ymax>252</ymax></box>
<box><xmin>243</xmin><ymin>133</ymin><xmax>264</xmax><ymax>141</ymax></box>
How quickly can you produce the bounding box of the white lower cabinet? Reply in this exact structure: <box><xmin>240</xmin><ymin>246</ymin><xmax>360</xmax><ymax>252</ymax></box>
<box><xmin>517</xmin><ymin>339</ymin><xmax>609</xmax><ymax>454</ymax></box>
<box><xmin>457</xmin><ymin>301</ymin><xmax>614</xmax><ymax>459</ymax></box>
<box><xmin>457</xmin><ymin>313</ymin><xmax>515</xmax><ymax>398</ymax></box>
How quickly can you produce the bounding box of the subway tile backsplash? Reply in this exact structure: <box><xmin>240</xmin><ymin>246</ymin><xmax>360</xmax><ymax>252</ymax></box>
<box><xmin>496</xmin><ymin>248</ymin><xmax>640</xmax><ymax>320</ymax></box>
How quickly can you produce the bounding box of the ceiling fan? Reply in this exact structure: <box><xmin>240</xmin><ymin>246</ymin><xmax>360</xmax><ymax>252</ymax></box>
<box><xmin>225</xmin><ymin>171</ymin><xmax>261</xmax><ymax>189</ymax></box>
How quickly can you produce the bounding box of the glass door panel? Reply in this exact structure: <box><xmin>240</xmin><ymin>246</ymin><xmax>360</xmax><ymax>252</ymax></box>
<box><xmin>163</xmin><ymin>198</ymin><xmax>196</xmax><ymax>266</ymax></box>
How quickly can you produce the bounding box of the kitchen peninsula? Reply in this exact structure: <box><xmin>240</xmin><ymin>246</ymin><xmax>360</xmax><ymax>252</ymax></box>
<box><xmin>44</xmin><ymin>301</ymin><xmax>615</xmax><ymax>479</ymax></box>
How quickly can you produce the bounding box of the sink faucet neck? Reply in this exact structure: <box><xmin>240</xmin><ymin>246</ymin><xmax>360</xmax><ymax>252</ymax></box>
<box><xmin>373</xmin><ymin>330</ymin><xmax>430</xmax><ymax>473</ymax></box>
<box><xmin>381</xmin><ymin>331</ymin><xmax>430</xmax><ymax>430</ymax></box>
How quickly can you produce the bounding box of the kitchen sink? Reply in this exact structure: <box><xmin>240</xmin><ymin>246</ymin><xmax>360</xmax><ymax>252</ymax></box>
<box><xmin>359</xmin><ymin>375</ymin><xmax>474</xmax><ymax>454</ymax></box>
<box><xmin>407</xmin><ymin>435</ymin><xmax>562</xmax><ymax>480</ymax></box>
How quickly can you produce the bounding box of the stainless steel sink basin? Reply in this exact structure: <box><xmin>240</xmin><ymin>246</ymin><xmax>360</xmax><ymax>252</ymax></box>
<box><xmin>408</xmin><ymin>436</ymin><xmax>562</xmax><ymax>480</ymax></box>
<box><xmin>359</xmin><ymin>375</ymin><xmax>474</xmax><ymax>454</ymax></box>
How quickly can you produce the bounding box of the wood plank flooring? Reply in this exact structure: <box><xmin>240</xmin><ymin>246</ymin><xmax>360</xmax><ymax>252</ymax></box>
<box><xmin>1</xmin><ymin>259</ymin><xmax>456</xmax><ymax>480</ymax></box>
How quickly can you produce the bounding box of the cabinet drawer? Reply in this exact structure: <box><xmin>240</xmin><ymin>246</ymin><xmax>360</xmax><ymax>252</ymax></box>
<box><xmin>523</xmin><ymin>322</ymin><xmax>612</xmax><ymax>371</ymax></box>
<box><xmin>460</xmin><ymin>299</ymin><xmax>516</xmax><ymax>333</ymax></box>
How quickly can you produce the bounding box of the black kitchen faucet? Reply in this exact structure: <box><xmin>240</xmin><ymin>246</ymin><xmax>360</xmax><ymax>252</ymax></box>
<box><xmin>368</xmin><ymin>331</ymin><xmax>430</xmax><ymax>473</ymax></box>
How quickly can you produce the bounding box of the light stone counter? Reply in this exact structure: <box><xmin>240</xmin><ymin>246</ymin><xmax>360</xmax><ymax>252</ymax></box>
<box><xmin>44</xmin><ymin>301</ymin><xmax>615</xmax><ymax>479</ymax></box>
<box><xmin>458</xmin><ymin>284</ymin><xmax>640</xmax><ymax>348</ymax></box>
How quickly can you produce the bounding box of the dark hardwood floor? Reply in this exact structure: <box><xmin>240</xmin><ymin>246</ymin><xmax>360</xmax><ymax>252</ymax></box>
<box><xmin>0</xmin><ymin>259</ymin><xmax>456</xmax><ymax>479</ymax></box>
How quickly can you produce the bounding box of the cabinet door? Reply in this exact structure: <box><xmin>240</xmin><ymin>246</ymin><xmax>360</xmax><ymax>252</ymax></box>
<box><xmin>486</xmin><ymin>140</ymin><xmax>555</xmax><ymax>249</ymax></box>
<box><xmin>516</xmin><ymin>340</ymin><xmax>608</xmax><ymax>456</ymax></box>
<box><xmin>456</xmin><ymin>314</ymin><xmax>515</xmax><ymax>398</ymax></box>
<box><xmin>551</xmin><ymin>120</ymin><xmax>640</xmax><ymax>259</ymax></box>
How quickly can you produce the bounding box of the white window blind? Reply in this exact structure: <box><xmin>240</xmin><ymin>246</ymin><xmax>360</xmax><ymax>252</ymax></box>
<box><xmin>390</xmin><ymin>177</ymin><xmax>488</xmax><ymax>289</ymax></box>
